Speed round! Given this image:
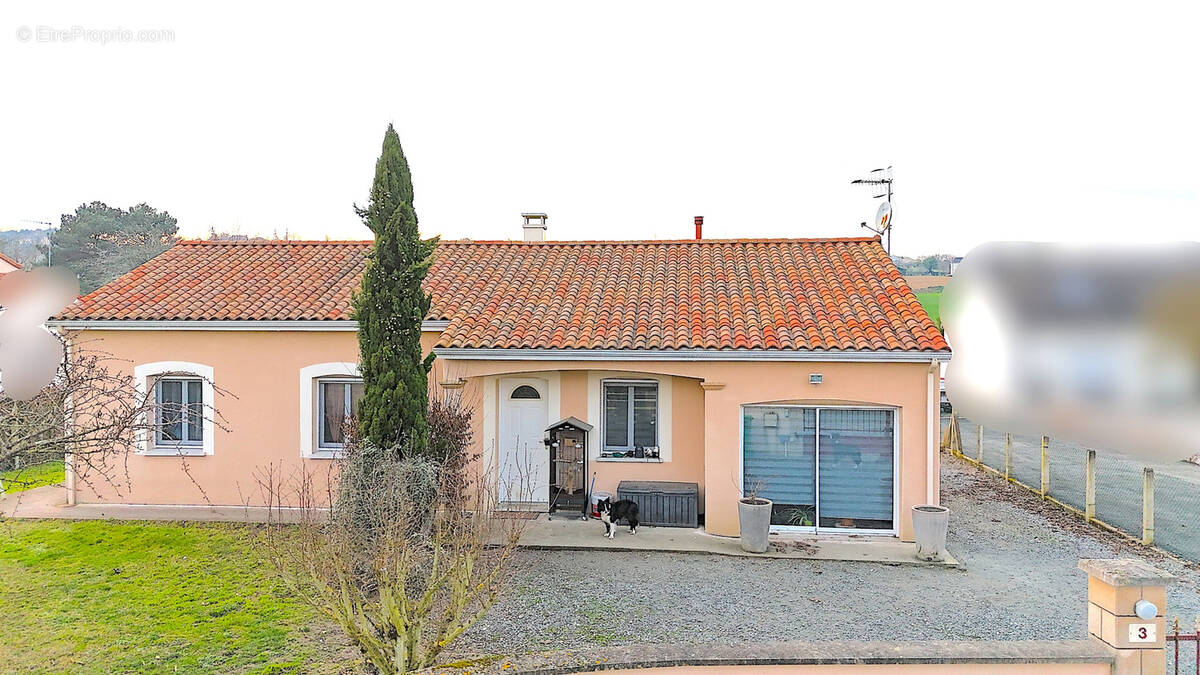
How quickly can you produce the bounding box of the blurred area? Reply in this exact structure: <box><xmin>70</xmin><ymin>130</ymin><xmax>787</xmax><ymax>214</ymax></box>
<box><xmin>943</xmin><ymin>242</ymin><xmax>1200</xmax><ymax>462</ymax></box>
<box><xmin>0</xmin><ymin>267</ymin><xmax>78</xmax><ymax>400</ymax></box>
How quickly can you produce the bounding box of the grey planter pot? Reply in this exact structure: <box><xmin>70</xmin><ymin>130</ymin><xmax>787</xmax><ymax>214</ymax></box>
<box><xmin>912</xmin><ymin>504</ymin><xmax>950</xmax><ymax>561</ymax></box>
<box><xmin>737</xmin><ymin>498</ymin><xmax>773</xmax><ymax>553</ymax></box>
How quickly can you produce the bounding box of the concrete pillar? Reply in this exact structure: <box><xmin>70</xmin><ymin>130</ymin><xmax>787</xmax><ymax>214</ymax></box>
<box><xmin>1080</xmin><ymin>558</ymin><xmax>1173</xmax><ymax>675</ymax></box>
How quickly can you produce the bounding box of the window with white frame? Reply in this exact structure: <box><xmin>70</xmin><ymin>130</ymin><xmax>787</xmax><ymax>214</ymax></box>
<box><xmin>135</xmin><ymin>362</ymin><xmax>215</xmax><ymax>456</ymax></box>
<box><xmin>318</xmin><ymin>378</ymin><xmax>364</xmax><ymax>448</ymax></box>
<box><xmin>154</xmin><ymin>377</ymin><xmax>204</xmax><ymax>447</ymax></box>
<box><xmin>601</xmin><ymin>380</ymin><xmax>658</xmax><ymax>458</ymax></box>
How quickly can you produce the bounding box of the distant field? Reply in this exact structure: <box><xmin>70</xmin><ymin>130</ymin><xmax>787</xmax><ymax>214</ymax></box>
<box><xmin>917</xmin><ymin>291</ymin><xmax>941</xmax><ymax>328</ymax></box>
<box><xmin>903</xmin><ymin>275</ymin><xmax>949</xmax><ymax>292</ymax></box>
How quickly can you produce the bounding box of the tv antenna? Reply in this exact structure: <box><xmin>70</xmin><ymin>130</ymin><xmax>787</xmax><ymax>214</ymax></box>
<box><xmin>851</xmin><ymin>166</ymin><xmax>894</xmax><ymax>254</ymax></box>
<box><xmin>20</xmin><ymin>219</ymin><xmax>55</xmax><ymax>267</ymax></box>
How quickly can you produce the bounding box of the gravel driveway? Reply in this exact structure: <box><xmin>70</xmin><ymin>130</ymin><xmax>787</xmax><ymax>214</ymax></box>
<box><xmin>451</xmin><ymin>454</ymin><xmax>1200</xmax><ymax>658</ymax></box>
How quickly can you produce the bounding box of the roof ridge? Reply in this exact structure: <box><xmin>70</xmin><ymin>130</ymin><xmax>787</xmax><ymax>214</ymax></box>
<box><xmin>177</xmin><ymin>236</ymin><xmax>883</xmax><ymax>247</ymax></box>
<box><xmin>440</xmin><ymin>236</ymin><xmax>881</xmax><ymax>245</ymax></box>
<box><xmin>178</xmin><ymin>239</ymin><xmax>372</xmax><ymax>245</ymax></box>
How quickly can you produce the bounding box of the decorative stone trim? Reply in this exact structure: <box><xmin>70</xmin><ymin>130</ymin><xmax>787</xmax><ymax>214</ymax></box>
<box><xmin>1078</xmin><ymin>558</ymin><xmax>1175</xmax><ymax>588</ymax></box>
<box><xmin>133</xmin><ymin>361</ymin><xmax>216</xmax><ymax>456</ymax></box>
<box><xmin>299</xmin><ymin>362</ymin><xmax>360</xmax><ymax>459</ymax></box>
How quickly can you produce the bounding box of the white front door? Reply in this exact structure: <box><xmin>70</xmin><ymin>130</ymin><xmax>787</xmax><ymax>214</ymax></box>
<box><xmin>497</xmin><ymin>378</ymin><xmax>549</xmax><ymax>504</ymax></box>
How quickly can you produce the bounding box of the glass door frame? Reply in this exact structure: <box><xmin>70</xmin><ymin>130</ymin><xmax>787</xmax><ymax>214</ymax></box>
<box><xmin>739</xmin><ymin>404</ymin><xmax>900</xmax><ymax>537</ymax></box>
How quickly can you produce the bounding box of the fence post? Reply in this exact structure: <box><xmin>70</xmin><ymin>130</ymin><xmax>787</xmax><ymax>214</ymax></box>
<box><xmin>977</xmin><ymin>424</ymin><xmax>984</xmax><ymax>463</ymax></box>
<box><xmin>1040</xmin><ymin>435</ymin><xmax>1050</xmax><ymax>498</ymax></box>
<box><xmin>1004</xmin><ymin>432</ymin><xmax>1012</xmax><ymax>480</ymax></box>
<box><xmin>1142</xmin><ymin>468</ymin><xmax>1155</xmax><ymax>546</ymax></box>
<box><xmin>1084</xmin><ymin>449</ymin><xmax>1096</xmax><ymax>522</ymax></box>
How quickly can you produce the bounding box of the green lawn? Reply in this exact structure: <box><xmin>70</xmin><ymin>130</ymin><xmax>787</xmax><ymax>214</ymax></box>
<box><xmin>917</xmin><ymin>291</ymin><xmax>941</xmax><ymax>329</ymax></box>
<box><xmin>2</xmin><ymin>460</ymin><xmax>66</xmax><ymax>493</ymax></box>
<box><xmin>0</xmin><ymin>520</ymin><xmax>352</xmax><ymax>674</ymax></box>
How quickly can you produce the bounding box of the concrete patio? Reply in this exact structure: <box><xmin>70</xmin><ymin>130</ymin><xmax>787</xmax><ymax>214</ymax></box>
<box><xmin>0</xmin><ymin>485</ymin><xmax>303</xmax><ymax>523</ymax></box>
<box><xmin>3</xmin><ymin>486</ymin><xmax>957</xmax><ymax>567</ymax></box>
<box><xmin>498</xmin><ymin>513</ymin><xmax>960</xmax><ymax>566</ymax></box>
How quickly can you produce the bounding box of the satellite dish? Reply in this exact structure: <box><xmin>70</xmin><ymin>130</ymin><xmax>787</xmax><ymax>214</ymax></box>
<box><xmin>875</xmin><ymin>201</ymin><xmax>892</xmax><ymax>231</ymax></box>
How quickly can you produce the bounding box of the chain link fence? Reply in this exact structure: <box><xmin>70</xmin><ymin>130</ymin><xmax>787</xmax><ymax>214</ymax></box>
<box><xmin>946</xmin><ymin>415</ymin><xmax>1200</xmax><ymax>562</ymax></box>
<box><xmin>1156</xmin><ymin>474</ymin><xmax>1200</xmax><ymax>562</ymax></box>
<box><xmin>1092</xmin><ymin>452</ymin><xmax>1144</xmax><ymax>537</ymax></box>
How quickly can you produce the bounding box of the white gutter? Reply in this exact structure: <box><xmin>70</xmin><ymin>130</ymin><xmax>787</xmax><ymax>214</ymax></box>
<box><xmin>45</xmin><ymin>320</ymin><xmax>951</xmax><ymax>364</ymax></box>
<box><xmin>434</xmin><ymin>347</ymin><xmax>952</xmax><ymax>363</ymax></box>
<box><xmin>46</xmin><ymin>319</ymin><xmax>451</xmax><ymax>332</ymax></box>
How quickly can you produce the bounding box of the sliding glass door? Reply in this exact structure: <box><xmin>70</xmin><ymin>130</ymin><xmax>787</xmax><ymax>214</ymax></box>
<box><xmin>743</xmin><ymin>406</ymin><xmax>896</xmax><ymax>533</ymax></box>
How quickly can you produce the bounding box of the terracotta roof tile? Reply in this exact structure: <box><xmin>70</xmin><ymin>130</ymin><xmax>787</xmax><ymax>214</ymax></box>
<box><xmin>57</xmin><ymin>237</ymin><xmax>949</xmax><ymax>352</ymax></box>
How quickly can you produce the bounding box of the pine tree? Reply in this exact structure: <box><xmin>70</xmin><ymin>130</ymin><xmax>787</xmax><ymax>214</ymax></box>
<box><xmin>352</xmin><ymin>124</ymin><xmax>437</xmax><ymax>457</ymax></box>
<box><xmin>49</xmin><ymin>202</ymin><xmax>179</xmax><ymax>292</ymax></box>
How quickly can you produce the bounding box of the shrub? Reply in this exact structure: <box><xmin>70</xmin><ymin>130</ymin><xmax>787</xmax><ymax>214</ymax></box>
<box><xmin>262</xmin><ymin>396</ymin><xmax>525</xmax><ymax>674</ymax></box>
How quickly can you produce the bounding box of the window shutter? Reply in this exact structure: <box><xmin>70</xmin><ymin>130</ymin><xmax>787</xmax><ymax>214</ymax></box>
<box><xmin>604</xmin><ymin>385</ymin><xmax>629</xmax><ymax>447</ymax></box>
<box><xmin>322</xmin><ymin>382</ymin><xmax>347</xmax><ymax>445</ymax></box>
<box><xmin>158</xmin><ymin>380</ymin><xmax>184</xmax><ymax>442</ymax></box>
<box><xmin>632</xmin><ymin>385</ymin><xmax>657</xmax><ymax>446</ymax></box>
<box><xmin>186</xmin><ymin>380</ymin><xmax>204</xmax><ymax>442</ymax></box>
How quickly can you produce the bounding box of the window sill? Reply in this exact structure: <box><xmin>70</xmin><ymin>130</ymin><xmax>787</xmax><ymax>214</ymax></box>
<box><xmin>142</xmin><ymin>447</ymin><xmax>207</xmax><ymax>457</ymax></box>
<box><xmin>307</xmin><ymin>450</ymin><xmax>346</xmax><ymax>460</ymax></box>
<box><xmin>596</xmin><ymin>456</ymin><xmax>664</xmax><ymax>463</ymax></box>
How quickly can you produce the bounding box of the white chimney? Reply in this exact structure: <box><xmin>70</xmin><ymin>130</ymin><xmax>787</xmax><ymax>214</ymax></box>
<box><xmin>521</xmin><ymin>213</ymin><xmax>548</xmax><ymax>242</ymax></box>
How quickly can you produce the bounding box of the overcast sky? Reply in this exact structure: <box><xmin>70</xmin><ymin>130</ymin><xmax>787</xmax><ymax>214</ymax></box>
<box><xmin>1</xmin><ymin>1</ymin><xmax>1196</xmax><ymax>257</ymax></box>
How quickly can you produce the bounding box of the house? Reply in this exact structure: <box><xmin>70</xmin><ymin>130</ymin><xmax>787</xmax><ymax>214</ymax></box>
<box><xmin>0</xmin><ymin>251</ymin><xmax>20</xmax><ymax>274</ymax></box>
<box><xmin>943</xmin><ymin>242</ymin><xmax>1200</xmax><ymax>462</ymax></box>
<box><xmin>49</xmin><ymin>223</ymin><xmax>949</xmax><ymax>540</ymax></box>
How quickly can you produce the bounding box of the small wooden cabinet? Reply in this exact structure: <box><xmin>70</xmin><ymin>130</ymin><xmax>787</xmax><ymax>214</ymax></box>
<box><xmin>545</xmin><ymin>417</ymin><xmax>592</xmax><ymax>515</ymax></box>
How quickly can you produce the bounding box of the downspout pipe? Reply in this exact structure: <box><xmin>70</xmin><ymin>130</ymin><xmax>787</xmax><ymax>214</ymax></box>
<box><xmin>927</xmin><ymin>359</ymin><xmax>938</xmax><ymax>504</ymax></box>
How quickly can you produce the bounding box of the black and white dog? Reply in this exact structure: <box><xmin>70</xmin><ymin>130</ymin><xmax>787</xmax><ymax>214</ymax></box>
<box><xmin>597</xmin><ymin>497</ymin><xmax>639</xmax><ymax>538</ymax></box>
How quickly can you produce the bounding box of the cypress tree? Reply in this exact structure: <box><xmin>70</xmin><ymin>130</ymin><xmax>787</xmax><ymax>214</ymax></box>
<box><xmin>353</xmin><ymin>124</ymin><xmax>437</xmax><ymax>457</ymax></box>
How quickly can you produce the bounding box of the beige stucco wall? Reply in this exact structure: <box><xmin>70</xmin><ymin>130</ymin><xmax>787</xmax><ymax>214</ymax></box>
<box><xmin>441</xmin><ymin>357</ymin><xmax>940</xmax><ymax>540</ymax></box>
<box><xmin>70</xmin><ymin>329</ymin><xmax>940</xmax><ymax>542</ymax></box>
<box><xmin>71</xmin><ymin>329</ymin><xmax>370</xmax><ymax>506</ymax></box>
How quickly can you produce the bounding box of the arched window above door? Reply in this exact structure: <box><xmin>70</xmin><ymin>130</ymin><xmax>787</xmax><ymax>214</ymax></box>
<box><xmin>511</xmin><ymin>385</ymin><xmax>541</xmax><ymax>399</ymax></box>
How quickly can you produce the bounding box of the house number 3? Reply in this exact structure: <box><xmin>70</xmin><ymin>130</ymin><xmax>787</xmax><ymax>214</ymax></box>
<box><xmin>1128</xmin><ymin>624</ymin><xmax>1156</xmax><ymax>643</ymax></box>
